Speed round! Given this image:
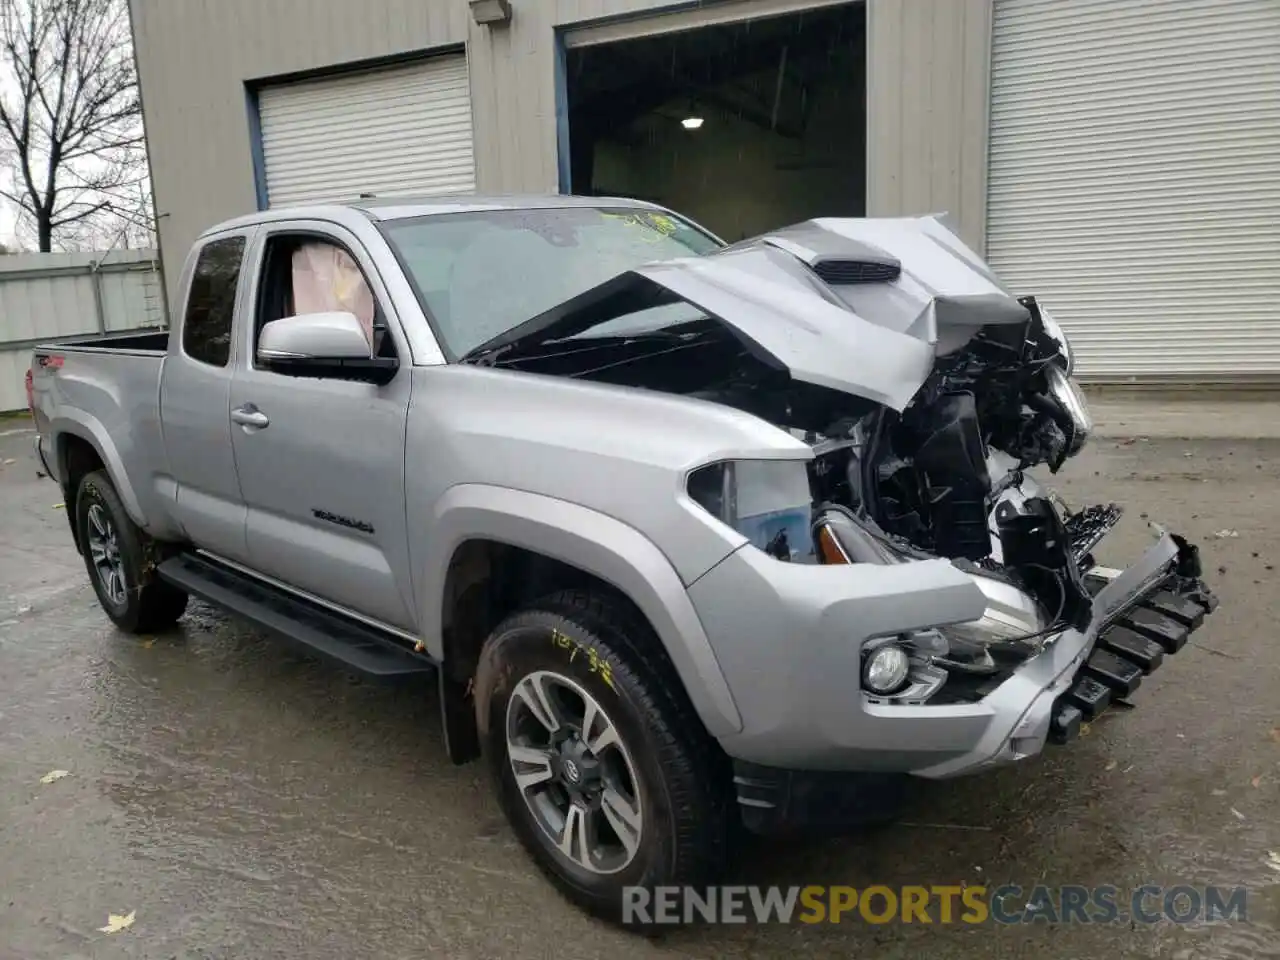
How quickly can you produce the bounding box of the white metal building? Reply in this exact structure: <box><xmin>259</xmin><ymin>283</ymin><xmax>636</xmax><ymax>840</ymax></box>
<box><xmin>986</xmin><ymin>0</ymin><xmax>1280</xmax><ymax>381</ymax></box>
<box><xmin>128</xmin><ymin>0</ymin><xmax>1280</xmax><ymax>383</ymax></box>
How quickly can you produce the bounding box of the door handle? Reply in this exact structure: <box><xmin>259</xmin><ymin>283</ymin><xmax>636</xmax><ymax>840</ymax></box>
<box><xmin>231</xmin><ymin>404</ymin><xmax>270</xmax><ymax>429</ymax></box>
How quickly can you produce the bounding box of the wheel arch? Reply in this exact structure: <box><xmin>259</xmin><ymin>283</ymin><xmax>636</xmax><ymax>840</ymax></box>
<box><xmin>52</xmin><ymin>414</ymin><xmax>146</xmax><ymax>531</ymax></box>
<box><xmin>422</xmin><ymin>484</ymin><xmax>743</xmax><ymax>741</ymax></box>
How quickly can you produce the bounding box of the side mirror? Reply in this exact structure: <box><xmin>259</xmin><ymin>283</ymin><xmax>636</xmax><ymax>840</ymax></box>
<box><xmin>257</xmin><ymin>311</ymin><xmax>397</xmax><ymax>385</ymax></box>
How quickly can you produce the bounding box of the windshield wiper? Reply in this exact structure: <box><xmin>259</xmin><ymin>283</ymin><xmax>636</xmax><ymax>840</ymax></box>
<box><xmin>460</xmin><ymin>341</ymin><xmax>517</xmax><ymax>367</ymax></box>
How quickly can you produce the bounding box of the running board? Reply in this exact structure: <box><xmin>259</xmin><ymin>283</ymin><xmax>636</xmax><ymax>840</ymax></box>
<box><xmin>157</xmin><ymin>553</ymin><xmax>436</xmax><ymax>679</ymax></box>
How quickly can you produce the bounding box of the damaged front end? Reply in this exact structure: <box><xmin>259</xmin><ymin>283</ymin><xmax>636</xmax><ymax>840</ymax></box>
<box><xmin>461</xmin><ymin>212</ymin><xmax>1218</xmax><ymax>721</ymax></box>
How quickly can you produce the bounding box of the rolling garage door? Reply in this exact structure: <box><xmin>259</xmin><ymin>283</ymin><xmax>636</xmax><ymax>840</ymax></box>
<box><xmin>257</xmin><ymin>54</ymin><xmax>475</xmax><ymax>208</ymax></box>
<box><xmin>986</xmin><ymin>0</ymin><xmax>1280</xmax><ymax>381</ymax></box>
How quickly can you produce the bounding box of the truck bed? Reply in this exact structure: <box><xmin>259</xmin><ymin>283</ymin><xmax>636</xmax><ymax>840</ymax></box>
<box><xmin>42</xmin><ymin>330</ymin><xmax>169</xmax><ymax>354</ymax></box>
<box><xmin>29</xmin><ymin>332</ymin><xmax>172</xmax><ymax>537</ymax></box>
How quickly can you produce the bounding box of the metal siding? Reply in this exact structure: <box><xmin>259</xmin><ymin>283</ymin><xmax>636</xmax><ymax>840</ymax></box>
<box><xmin>866</xmin><ymin>0</ymin><xmax>992</xmax><ymax>253</ymax></box>
<box><xmin>987</xmin><ymin>0</ymin><xmax>1280</xmax><ymax>382</ymax></box>
<box><xmin>564</xmin><ymin>0</ymin><xmax>857</xmax><ymax>46</ymax></box>
<box><xmin>128</xmin><ymin>0</ymin><xmax>472</xmax><ymax>292</ymax></box>
<box><xmin>0</xmin><ymin>251</ymin><xmax>165</xmax><ymax>411</ymax></box>
<box><xmin>130</xmin><ymin>0</ymin><xmax>978</xmax><ymax>284</ymax></box>
<box><xmin>258</xmin><ymin>55</ymin><xmax>475</xmax><ymax>206</ymax></box>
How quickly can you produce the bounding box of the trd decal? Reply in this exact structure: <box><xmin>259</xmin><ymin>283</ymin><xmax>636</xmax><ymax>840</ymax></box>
<box><xmin>312</xmin><ymin>509</ymin><xmax>375</xmax><ymax>535</ymax></box>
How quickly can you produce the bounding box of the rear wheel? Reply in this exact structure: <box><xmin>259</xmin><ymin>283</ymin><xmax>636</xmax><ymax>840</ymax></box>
<box><xmin>75</xmin><ymin>470</ymin><xmax>188</xmax><ymax>633</ymax></box>
<box><xmin>476</xmin><ymin>589</ymin><xmax>729</xmax><ymax>925</ymax></box>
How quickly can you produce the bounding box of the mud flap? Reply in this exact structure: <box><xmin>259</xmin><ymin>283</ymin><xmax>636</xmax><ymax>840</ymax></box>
<box><xmin>440</xmin><ymin>670</ymin><xmax>481</xmax><ymax>765</ymax></box>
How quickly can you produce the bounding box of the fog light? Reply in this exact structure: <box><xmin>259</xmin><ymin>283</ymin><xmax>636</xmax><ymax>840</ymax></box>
<box><xmin>862</xmin><ymin>644</ymin><xmax>911</xmax><ymax>694</ymax></box>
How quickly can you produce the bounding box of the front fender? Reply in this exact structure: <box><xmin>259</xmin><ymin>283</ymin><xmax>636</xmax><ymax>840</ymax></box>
<box><xmin>420</xmin><ymin>483</ymin><xmax>743</xmax><ymax>738</ymax></box>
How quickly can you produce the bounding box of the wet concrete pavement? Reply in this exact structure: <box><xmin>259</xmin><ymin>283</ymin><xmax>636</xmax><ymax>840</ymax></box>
<box><xmin>1</xmin><ymin>414</ymin><xmax>1278</xmax><ymax>959</ymax></box>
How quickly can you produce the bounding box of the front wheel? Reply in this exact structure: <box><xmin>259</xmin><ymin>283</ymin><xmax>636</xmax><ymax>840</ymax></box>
<box><xmin>75</xmin><ymin>469</ymin><xmax>188</xmax><ymax>633</ymax></box>
<box><xmin>475</xmin><ymin>590</ymin><xmax>729</xmax><ymax>925</ymax></box>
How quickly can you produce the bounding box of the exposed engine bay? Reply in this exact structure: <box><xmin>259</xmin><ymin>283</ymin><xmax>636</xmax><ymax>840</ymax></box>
<box><xmin>460</xmin><ymin>214</ymin><xmax>1196</xmax><ymax>701</ymax></box>
<box><xmin>802</xmin><ymin>294</ymin><xmax>1105</xmax><ymax>630</ymax></box>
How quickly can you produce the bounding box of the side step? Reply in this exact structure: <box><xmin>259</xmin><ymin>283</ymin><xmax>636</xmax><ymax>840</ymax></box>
<box><xmin>158</xmin><ymin>553</ymin><xmax>436</xmax><ymax>680</ymax></box>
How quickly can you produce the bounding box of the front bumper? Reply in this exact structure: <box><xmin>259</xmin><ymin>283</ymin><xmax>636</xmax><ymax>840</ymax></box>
<box><xmin>914</xmin><ymin>530</ymin><xmax>1215</xmax><ymax>778</ymax></box>
<box><xmin>688</xmin><ymin>522</ymin><xmax>1217</xmax><ymax>827</ymax></box>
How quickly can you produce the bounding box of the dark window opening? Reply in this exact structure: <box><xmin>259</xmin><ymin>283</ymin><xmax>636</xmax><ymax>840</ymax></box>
<box><xmin>565</xmin><ymin>2</ymin><xmax>866</xmax><ymax>242</ymax></box>
<box><xmin>183</xmin><ymin>235</ymin><xmax>246</xmax><ymax>367</ymax></box>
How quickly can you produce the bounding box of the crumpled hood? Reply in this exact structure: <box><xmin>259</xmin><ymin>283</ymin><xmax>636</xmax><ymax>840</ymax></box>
<box><xmin>465</xmin><ymin>214</ymin><xmax>1033</xmax><ymax>413</ymax></box>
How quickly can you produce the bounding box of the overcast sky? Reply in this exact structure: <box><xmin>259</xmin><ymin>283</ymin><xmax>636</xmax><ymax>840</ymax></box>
<box><xmin>0</xmin><ymin>71</ymin><xmax>19</xmax><ymax>247</ymax></box>
<box><xmin>0</xmin><ymin>205</ymin><xmax>17</xmax><ymax>247</ymax></box>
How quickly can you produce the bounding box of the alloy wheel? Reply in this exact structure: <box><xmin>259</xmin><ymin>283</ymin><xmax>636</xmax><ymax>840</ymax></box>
<box><xmin>86</xmin><ymin>503</ymin><xmax>127</xmax><ymax>606</ymax></box>
<box><xmin>505</xmin><ymin>669</ymin><xmax>644</xmax><ymax>875</ymax></box>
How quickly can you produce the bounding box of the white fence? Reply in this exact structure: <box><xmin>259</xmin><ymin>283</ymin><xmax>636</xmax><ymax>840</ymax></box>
<box><xmin>0</xmin><ymin>249</ymin><xmax>166</xmax><ymax>412</ymax></box>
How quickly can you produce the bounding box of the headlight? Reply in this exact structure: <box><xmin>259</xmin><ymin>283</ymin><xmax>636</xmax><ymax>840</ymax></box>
<box><xmin>897</xmin><ymin>572</ymin><xmax>1051</xmax><ymax>678</ymax></box>
<box><xmin>1039</xmin><ymin>305</ymin><xmax>1074</xmax><ymax>375</ymax></box>
<box><xmin>1045</xmin><ymin>365</ymin><xmax>1092</xmax><ymax>457</ymax></box>
<box><xmin>686</xmin><ymin>459</ymin><xmax>814</xmax><ymax>562</ymax></box>
<box><xmin>946</xmin><ymin>572</ymin><xmax>1046</xmax><ymax>646</ymax></box>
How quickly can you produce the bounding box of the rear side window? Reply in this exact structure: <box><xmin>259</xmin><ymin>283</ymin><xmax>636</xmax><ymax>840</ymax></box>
<box><xmin>183</xmin><ymin>236</ymin><xmax>246</xmax><ymax>367</ymax></box>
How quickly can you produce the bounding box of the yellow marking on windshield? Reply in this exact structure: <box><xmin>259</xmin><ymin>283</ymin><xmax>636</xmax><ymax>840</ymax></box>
<box><xmin>602</xmin><ymin>210</ymin><xmax>679</xmax><ymax>244</ymax></box>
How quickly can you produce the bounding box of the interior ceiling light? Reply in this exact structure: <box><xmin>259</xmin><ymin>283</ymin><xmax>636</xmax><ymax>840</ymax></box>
<box><xmin>681</xmin><ymin>117</ymin><xmax>704</xmax><ymax>130</ymax></box>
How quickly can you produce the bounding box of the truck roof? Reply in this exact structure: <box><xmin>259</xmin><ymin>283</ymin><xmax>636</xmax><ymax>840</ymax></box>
<box><xmin>199</xmin><ymin>193</ymin><xmax>666</xmax><ymax>239</ymax></box>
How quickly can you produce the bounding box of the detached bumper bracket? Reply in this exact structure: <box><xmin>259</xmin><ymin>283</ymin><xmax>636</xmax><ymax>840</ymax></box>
<box><xmin>1083</xmin><ymin>648</ymin><xmax>1144</xmax><ymax>697</ymax></box>
<box><xmin>1143</xmin><ymin>590</ymin><xmax>1207</xmax><ymax>631</ymax></box>
<box><xmin>1098</xmin><ymin>626</ymin><xmax>1165</xmax><ymax>674</ymax></box>
<box><xmin>1119</xmin><ymin>607</ymin><xmax>1190</xmax><ymax>653</ymax></box>
<box><xmin>1066</xmin><ymin>675</ymin><xmax>1112</xmax><ymax>720</ymax></box>
<box><xmin>1049</xmin><ymin>558</ymin><xmax>1218</xmax><ymax>746</ymax></box>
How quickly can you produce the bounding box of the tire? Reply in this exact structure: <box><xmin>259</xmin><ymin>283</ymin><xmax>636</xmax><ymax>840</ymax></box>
<box><xmin>475</xmin><ymin>589</ymin><xmax>729</xmax><ymax>926</ymax></box>
<box><xmin>75</xmin><ymin>469</ymin><xmax>188</xmax><ymax>634</ymax></box>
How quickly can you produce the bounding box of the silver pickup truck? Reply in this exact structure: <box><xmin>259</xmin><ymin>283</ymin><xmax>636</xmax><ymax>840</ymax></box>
<box><xmin>29</xmin><ymin>195</ymin><xmax>1216</xmax><ymax>923</ymax></box>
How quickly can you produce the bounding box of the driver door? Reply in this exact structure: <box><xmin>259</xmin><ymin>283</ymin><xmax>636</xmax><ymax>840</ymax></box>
<box><xmin>227</xmin><ymin>222</ymin><xmax>417</xmax><ymax>632</ymax></box>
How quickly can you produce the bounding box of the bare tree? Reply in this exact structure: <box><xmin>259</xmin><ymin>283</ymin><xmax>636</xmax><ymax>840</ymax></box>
<box><xmin>0</xmin><ymin>0</ymin><xmax>148</xmax><ymax>251</ymax></box>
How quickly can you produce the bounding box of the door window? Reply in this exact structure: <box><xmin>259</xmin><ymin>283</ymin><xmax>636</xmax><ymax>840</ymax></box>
<box><xmin>290</xmin><ymin>241</ymin><xmax>377</xmax><ymax>346</ymax></box>
<box><xmin>254</xmin><ymin>233</ymin><xmax>397</xmax><ymax>364</ymax></box>
<box><xmin>182</xmin><ymin>235</ymin><xmax>247</xmax><ymax>367</ymax></box>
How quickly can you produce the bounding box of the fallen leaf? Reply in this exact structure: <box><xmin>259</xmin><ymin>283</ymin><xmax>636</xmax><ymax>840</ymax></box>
<box><xmin>52</xmin><ymin>502</ymin><xmax>65</xmax><ymax>510</ymax></box>
<box><xmin>140</xmin><ymin>637</ymin><xmax>155</xmax><ymax>649</ymax></box>
<box><xmin>1230</xmin><ymin>807</ymin><xmax>1246</xmax><ymax>821</ymax></box>
<box><xmin>1252</xmin><ymin>775</ymin><xmax>1263</xmax><ymax>788</ymax></box>
<box><xmin>1105</xmin><ymin>760</ymin><xmax>1118</xmax><ymax>771</ymax></box>
<box><xmin>1080</xmin><ymin>723</ymin><xmax>1092</xmax><ymax>738</ymax></box>
<box><xmin>99</xmin><ymin>910</ymin><xmax>135</xmax><ymax>934</ymax></box>
<box><xmin>39</xmin><ymin>769</ymin><xmax>69</xmax><ymax>784</ymax></box>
